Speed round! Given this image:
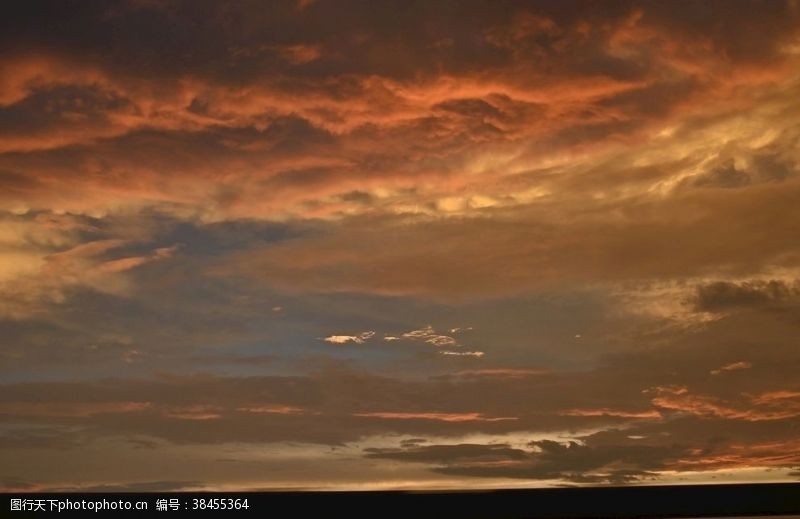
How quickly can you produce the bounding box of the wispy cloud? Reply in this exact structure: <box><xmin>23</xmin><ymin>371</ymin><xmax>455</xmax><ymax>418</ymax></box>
<box><xmin>401</xmin><ymin>325</ymin><xmax>459</xmax><ymax>347</ymax></box>
<box><xmin>710</xmin><ymin>361</ymin><xmax>752</xmax><ymax>375</ymax></box>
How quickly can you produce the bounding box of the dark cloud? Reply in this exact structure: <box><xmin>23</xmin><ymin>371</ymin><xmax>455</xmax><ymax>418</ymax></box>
<box><xmin>361</xmin><ymin>409</ymin><xmax>800</xmax><ymax>483</ymax></box>
<box><xmin>366</xmin><ymin>443</ymin><xmax>529</xmax><ymax>464</ymax></box>
<box><xmin>693</xmin><ymin>280</ymin><xmax>800</xmax><ymax>313</ymax></box>
<box><xmin>683</xmin><ymin>152</ymin><xmax>798</xmax><ymax>190</ymax></box>
<box><xmin>365</xmin><ymin>439</ymin><xmax>680</xmax><ymax>484</ymax></box>
<box><xmin>689</xmin><ymin>161</ymin><xmax>753</xmax><ymax>189</ymax></box>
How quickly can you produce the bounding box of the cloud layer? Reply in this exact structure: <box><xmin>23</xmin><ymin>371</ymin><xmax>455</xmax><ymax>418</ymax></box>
<box><xmin>1</xmin><ymin>0</ymin><xmax>800</xmax><ymax>490</ymax></box>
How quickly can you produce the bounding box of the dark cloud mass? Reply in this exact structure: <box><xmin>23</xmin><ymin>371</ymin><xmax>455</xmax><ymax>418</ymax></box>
<box><xmin>370</xmin><ymin>440</ymin><xmax>675</xmax><ymax>485</ymax></box>
<box><xmin>1</xmin><ymin>0</ymin><xmax>800</xmax><ymax>490</ymax></box>
<box><xmin>693</xmin><ymin>280</ymin><xmax>800</xmax><ymax>312</ymax></box>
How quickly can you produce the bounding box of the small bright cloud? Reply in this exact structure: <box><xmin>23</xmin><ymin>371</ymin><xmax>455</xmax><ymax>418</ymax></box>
<box><xmin>322</xmin><ymin>331</ymin><xmax>375</xmax><ymax>344</ymax></box>
<box><xmin>402</xmin><ymin>325</ymin><xmax>458</xmax><ymax>347</ymax></box>
<box><xmin>710</xmin><ymin>361</ymin><xmax>752</xmax><ymax>375</ymax></box>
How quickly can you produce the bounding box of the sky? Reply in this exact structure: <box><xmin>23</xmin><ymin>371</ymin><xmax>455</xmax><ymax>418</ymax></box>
<box><xmin>1</xmin><ymin>0</ymin><xmax>800</xmax><ymax>491</ymax></box>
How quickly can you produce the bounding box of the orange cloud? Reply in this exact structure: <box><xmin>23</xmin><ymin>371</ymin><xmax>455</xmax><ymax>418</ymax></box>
<box><xmin>237</xmin><ymin>405</ymin><xmax>309</xmax><ymax>415</ymax></box>
<box><xmin>2</xmin><ymin>4</ymin><xmax>798</xmax><ymax>223</ymax></box>
<box><xmin>650</xmin><ymin>386</ymin><xmax>800</xmax><ymax>421</ymax></box>
<box><xmin>560</xmin><ymin>408</ymin><xmax>662</xmax><ymax>419</ymax></box>
<box><xmin>162</xmin><ymin>406</ymin><xmax>224</xmax><ymax>421</ymax></box>
<box><xmin>353</xmin><ymin>412</ymin><xmax>518</xmax><ymax>422</ymax></box>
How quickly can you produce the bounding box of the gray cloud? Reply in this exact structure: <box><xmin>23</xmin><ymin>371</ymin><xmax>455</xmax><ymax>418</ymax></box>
<box><xmin>693</xmin><ymin>280</ymin><xmax>800</xmax><ymax>313</ymax></box>
<box><xmin>365</xmin><ymin>439</ymin><xmax>679</xmax><ymax>484</ymax></box>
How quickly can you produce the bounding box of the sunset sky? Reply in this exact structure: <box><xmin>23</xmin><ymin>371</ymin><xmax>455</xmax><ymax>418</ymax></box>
<box><xmin>2</xmin><ymin>0</ymin><xmax>800</xmax><ymax>491</ymax></box>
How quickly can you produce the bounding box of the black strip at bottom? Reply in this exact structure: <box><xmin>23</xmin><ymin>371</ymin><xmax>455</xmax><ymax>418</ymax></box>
<box><xmin>2</xmin><ymin>482</ymin><xmax>799</xmax><ymax>518</ymax></box>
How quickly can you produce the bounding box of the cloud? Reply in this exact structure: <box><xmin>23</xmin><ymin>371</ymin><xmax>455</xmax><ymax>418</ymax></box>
<box><xmin>322</xmin><ymin>331</ymin><xmax>375</xmax><ymax>344</ymax></box>
<box><xmin>447</xmin><ymin>368</ymin><xmax>549</xmax><ymax>379</ymax></box>
<box><xmin>3</xmin><ymin>303</ymin><xmax>800</xmax><ymax>485</ymax></box>
<box><xmin>0</xmin><ymin>216</ymin><xmax>179</xmax><ymax>319</ymax></box>
<box><xmin>648</xmin><ymin>385</ymin><xmax>800</xmax><ymax>421</ymax></box>
<box><xmin>710</xmin><ymin>361</ymin><xmax>752</xmax><ymax>375</ymax></box>
<box><xmin>236</xmin><ymin>405</ymin><xmax>308</xmax><ymax>415</ymax></box>
<box><xmin>693</xmin><ymin>280</ymin><xmax>800</xmax><ymax>313</ymax></box>
<box><xmin>365</xmin><ymin>443</ymin><xmax>529</xmax><ymax>464</ymax></box>
<box><xmin>217</xmin><ymin>179</ymin><xmax>800</xmax><ymax>299</ymax></box>
<box><xmin>354</xmin><ymin>412</ymin><xmax>515</xmax><ymax>423</ymax></box>
<box><xmin>0</xmin><ymin>478</ymin><xmax>41</xmax><ymax>492</ymax></box>
<box><xmin>189</xmin><ymin>355</ymin><xmax>274</xmax><ymax>367</ymax></box>
<box><xmin>45</xmin><ymin>480</ymin><xmax>203</xmax><ymax>492</ymax></box>
<box><xmin>401</xmin><ymin>326</ymin><xmax>459</xmax><ymax>347</ymax></box>
<box><xmin>559</xmin><ymin>408</ymin><xmax>661</xmax><ymax>419</ymax></box>
<box><xmin>1</xmin><ymin>1</ymin><xmax>798</xmax><ymax>224</ymax></box>
<box><xmin>365</xmin><ymin>439</ymin><xmax>675</xmax><ymax>484</ymax></box>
